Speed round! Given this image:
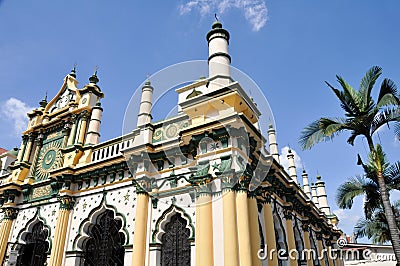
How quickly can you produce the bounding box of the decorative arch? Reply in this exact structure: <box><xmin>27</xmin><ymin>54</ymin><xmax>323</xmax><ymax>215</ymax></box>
<box><xmin>16</xmin><ymin>207</ymin><xmax>52</xmax><ymax>248</ymax></box>
<box><xmin>293</xmin><ymin>218</ymin><xmax>305</xmax><ymax>265</ymax></box>
<box><xmin>309</xmin><ymin>229</ymin><xmax>321</xmax><ymax>266</ymax></box>
<box><xmin>273</xmin><ymin>203</ymin><xmax>288</xmax><ymax>266</ymax></box>
<box><xmin>15</xmin><ymin>208</ymin><xmax>51</xmax><ymax>266</ymax></box>
<box><xmin>152</xmin><ymin>204</ymin><xmax>195</xmax><ymax>243</ymax></box>
<box><xmin>73</xmin><ymin>194</ymin><xmax>129</xmax><ymax>250</ymax></box>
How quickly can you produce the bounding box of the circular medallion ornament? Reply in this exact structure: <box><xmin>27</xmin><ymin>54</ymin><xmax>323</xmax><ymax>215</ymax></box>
<box><xmin>36</xmin><ymin>141</ymin><xmax>63</xmax><ymax>180</ymax></box>
<box><xmin>153</xmin><ymin>128</ymin><xmax>163</xmax><ymax>141</ymax></box>
<box><xmin>165</xmin><ymin>124</ymin><xmax>178</xmax><ymax>139</ymax></box>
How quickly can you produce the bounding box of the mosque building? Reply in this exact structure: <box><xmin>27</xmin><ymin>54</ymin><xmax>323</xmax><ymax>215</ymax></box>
<box><xmin>0</xmin><ymin>20</ymin><xmax>342</xmax><ymax>266</ymax></box>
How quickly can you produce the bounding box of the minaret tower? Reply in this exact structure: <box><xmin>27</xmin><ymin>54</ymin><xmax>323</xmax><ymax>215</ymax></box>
<box><xmin>267</xmin><ymin>124</ymin><xmax>280</xmax><ymax>163</ymax></box>
<box><xmin>311</xmin><ymin>183</ymin><xmax>319</xmax><ymax>208</ymax></box>
<box><xmin>287</xmin><ymin>149</ymin><xmax>298</xmax><ymax>183</ymax></box>
<box><xmin>302</xmin><ymin>170</ymin><xmax>312</xmax><ymax>199</ymax></box>
<box><xmin>206</xmin><ymin>18</ymin><xmax>231</xmax><ymax>86</ymax></box>
<box><xmin>137</xmin><ymin>80</ymin><xmax>154</xmax><ymax>127</ymax></box>
<box><xmin>316</xmin><ymin>175</ymin><xmax>331</xmax><ymax>215</ymax></box>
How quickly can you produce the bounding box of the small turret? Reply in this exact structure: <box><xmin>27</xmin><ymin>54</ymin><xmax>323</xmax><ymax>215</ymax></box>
<box><xmin>302</xmin><ymin>170</ymin><xmax>311</xmax><ymax>199</ymax></box>
<box><xmin>316</xmin><ymin>175</ymin><xmax>331</xmax><ymax>215</ymax></box>
<box><xmin>287</xmin><ymin>149</ymin><xmax>298</xmax><ymax>183</ymax></box>
<box><xmin>85</xmin><ymin>101</ymin><xmax>103</xmax><ymax>145</ymax></box>
<box><xmin>206</xmin><ymin>19</ymin><xmax>231</xmax><ymax>86</ymax></box>
<box><xmin>137</xmin><ymin>80</ymin><xmax>154</xmax><ymax>127</ymax></box>
<box><xmin>267</xmin><ymin>124</ymin><xmax>279</xmax><ymax>163</ymax></box>
<box><xmin>311</xmin><ymin>183</ymin><xmax>319</xmax><ymax>208</ymax></box>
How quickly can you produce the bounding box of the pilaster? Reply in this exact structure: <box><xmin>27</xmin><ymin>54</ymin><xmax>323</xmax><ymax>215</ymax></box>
<box><xmin>283</xmin><ymin>206</ymin><xmax>298</xmax><ymax>266</ymax></box>
<box><xmin>49</xmin><ymin>196</ymin><xmax>75</xmax><ymax>266</ymax></box>
<box><xmin>0</xmin><ymin>208</ymin><xmax>18</xmax><ymax>264</ymax></box>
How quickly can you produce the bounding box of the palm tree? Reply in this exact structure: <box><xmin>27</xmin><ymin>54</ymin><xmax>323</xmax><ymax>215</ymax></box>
<box><xmin>354</xmin><ymin>201</ymin><xmax>400</xmax><ymax>244</ymax></box>
<box><xmin>299</xmin><ymin>66</ymin><xmax>400</xmax><ymax>263</ymax></box>
<box><xmin>336</xmin><ymin>146</ymin><xmax>400</xmax><ymax>219</ymax></box>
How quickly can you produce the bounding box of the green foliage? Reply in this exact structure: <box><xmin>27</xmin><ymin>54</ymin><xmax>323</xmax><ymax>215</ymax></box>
<box><xmin>354</xmin><ymin>201</ymin><xmax>400</xmax><ymax>244</ymax></box>
<box><xmin>299</xmin><ymin>66</ymin><xmax>400</xmax><ymax>150</ymax></box>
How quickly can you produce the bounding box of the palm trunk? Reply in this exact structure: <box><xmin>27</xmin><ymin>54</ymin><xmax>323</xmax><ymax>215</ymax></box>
<box><xmin>366</xmin><ymin>136</ymin><xmax>400</xmax><ymax>265</ymax></box>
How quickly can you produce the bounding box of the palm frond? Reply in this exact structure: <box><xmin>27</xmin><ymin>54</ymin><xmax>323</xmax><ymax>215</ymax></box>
<box><xmin>371</xmin><ymin>107</ymin><xmax>400</xmax><ymax>135</ymax></box>
<box><xmin>387</xmin><ymin>162</ymin><xmax>400</xmax><ymax>190</ymax></box>
<box><xmin>299</xmin><ymin>117</ymin><xmax>347</xmax><ymax>150</ymax></box>
<box><xmin>377</xmin><ymin>78</ymin><xmax>400</xmax><ymax>107</ymax></box>
<box><xmin>336</xmin><ymin>76</ymin><xmax>362</xmax><ymax>115</ymax></box>
<box><xmin>360</xmin><ymin>66</ymin><xmax>382</xmax><ymax>112</ymax></box>
<box><xmin>336</xmin><ymin>176</ymin><xmax>368</xmax><ymax>209</ymax></box>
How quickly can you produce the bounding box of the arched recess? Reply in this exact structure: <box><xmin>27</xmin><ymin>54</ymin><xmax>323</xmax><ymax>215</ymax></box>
<box><xmin>151</xmin><ymin>204</ymin><xmax>195</xmax><ymax>266</ymax></box>
<box><xmin>309</xmin><ymin>229</ymin><xmax>320</xmax><ymax>266</ymax></box>
<box><xmin>273</xmin><ymin>203</ymin><xmax>288</xmax><ymax>266</ymax></box>
<box><xmin>293</xmin><ymin>219</ymin><xmax>305</xmax><ymax>266</ymax></box>
<box><xmin>152</xmin><ymin>204</ymin><xmax>195</xmax><ymax>243</ymax></box>
<box><xmin>73</xmin><ymin>195</ymin><xmax>129</xmax><ymax>251</ymax></box>
<box><xmin>15</xmin><ymin>208</ymin><xmax>51</xmax><ymax>266</ymax></box>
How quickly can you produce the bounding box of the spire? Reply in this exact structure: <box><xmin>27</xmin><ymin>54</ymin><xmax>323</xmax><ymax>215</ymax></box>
<box><xmin>287</xmin><ymin>148</ymin><xmax>298</xmax><ymax>183</ymax></box>
<box><xmin>137</xmin><ymin>79</ymin><xmax>154</xmax><ymax>127</ymax></box>
<box><xmin>206</xmin><ymin>18</ymin><xmax>231</xmax><ymax>86</ymax></box>
<box><xmin>69</xmin><ymin>64</ymin><xmax>77</xmax><ymax>78</ymax></box>
<box><xmin>316</xmin><ymin>174</ymin><xmax>331</xmax><ymax>215</ymax></box>
<box><xmin>267</xmin><ymin>124</ymin><xmax>279</xmax><ymax>163</ymax></box>
<box><xmin>39</xmin><ymin>91</ymin><xmax>48</xmax><ymax>108</ymax></box>
<box><xmin>302</xmin><ymin>169</ymin><xmax>312</xmax><ymax>199</ymax></box>
<box><xmin>311</xmin><ymin>183</ymin><xmax>319</xmax><ymax>208</ymax></box>
<box><xmin>89</xmin><ymin>66</ymin><xmax>99</xmax><ymax>84</ymax></box>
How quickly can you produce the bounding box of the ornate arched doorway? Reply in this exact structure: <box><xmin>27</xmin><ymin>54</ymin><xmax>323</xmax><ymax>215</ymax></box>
<box><xmin>82</xmin><ymin>209</ymin><xmax>125</xmax><ymax>266</ymax></box>
<box><xmin>17</xmin><ymin>221</ymin><xmax>49</xmax><ymax>266</ymax></box>
<box><xmin>161</xmin><ymin>213</ymin><xmax>191</xmax><ymax>266</ymax></box>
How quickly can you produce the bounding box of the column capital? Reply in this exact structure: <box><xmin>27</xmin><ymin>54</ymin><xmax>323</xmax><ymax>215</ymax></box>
<box><xmin>3</xmin><ymin>207</ymin><xmax>18</xmax><ymax>220</ymax></box>
<box><xmin>283</xmin><ymin>205</ymin><xmax>293</xmax><ymax>220</ymax></box>
<box><xmin>301</xmin><ymin>220</ymin><xmax>310</xmax><ymax>231</ymax></box>
<box><xmin>316</xmin><ymin>232</ymin><xmax>323</xmax><ymax>241</ymax></box>
<box><xmin>133</xmin><ymin>176</ymin><xmax>152</xmax><ymax>194</ymax></box>
<box><xmin>80</xmin><ymin>110</ymin><xmax>90</xmax><ymax>121</ymax></box>
<box><xmin>58</xmin><ymin>196</ymin><xmax>75</xmax><ymax>210</ymax></box>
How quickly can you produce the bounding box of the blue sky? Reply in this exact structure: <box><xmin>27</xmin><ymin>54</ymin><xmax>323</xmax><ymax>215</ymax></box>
<box><xmin>0</xmin><ymin>1</ymin><xmax>399</xmax><ymax>241</ymax></box>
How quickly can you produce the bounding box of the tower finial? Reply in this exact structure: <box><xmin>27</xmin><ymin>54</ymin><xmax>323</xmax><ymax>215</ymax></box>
<box><xmin>215</xmin><ymin>13</ymin><xmax>218</xmax><ymax>21</ymax></box>
<box><xmin>39</xmin><ymin>90</ymin><xmax>48</xmax><ymax>108</ymax></box>
<box><xmin>89</xmin><ymin>66</ymin><xmax>99</xmax><ymax>84</ymax></box>
<box><xmin>69</xmin><ymin>63</ymin><xmax>77</xmax><ymax>78</ymax></box>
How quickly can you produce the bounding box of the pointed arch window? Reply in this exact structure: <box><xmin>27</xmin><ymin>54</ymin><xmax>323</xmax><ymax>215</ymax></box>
<box><xmin>82</xmin><ymin>210</ymin><xmax>125</xmax><ymax>266</ymax></box>
<box><xmin>161</xmin><ymin>213</ymin><xmax>191</xmax><ymax>266</ymax></box>
<box><xmin>17</xmin><ymin>221</ymin><xmax>49</xmax><ymax>266</ymax></box>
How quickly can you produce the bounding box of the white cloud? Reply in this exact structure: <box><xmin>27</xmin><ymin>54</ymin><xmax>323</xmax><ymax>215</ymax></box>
<box><xmin>179</xmin><ymin>0</ymin><xmax>268</xmax><ymax>31</ymax></box>
<box><xmin>279</xmin><ymin>146</ymin><xmax>302</xmax><ymax>172</ymax></box>
<box><xmin>333</xmin><ymin>209</ymin><xmax>361</xmax><ymax>236</ymax></box>
<box><xmin>1</xmin><ymin>98</ymin><xmax>33</xmax><ymax>134</ymax></box>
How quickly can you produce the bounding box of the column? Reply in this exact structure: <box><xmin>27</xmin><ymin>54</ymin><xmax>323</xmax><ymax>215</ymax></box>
<box><xmin>248</xmin><ymin>196</ymin><xmax>261</xmax><ymax>266</ymax></box>
<box><xmin>49</xmin><ymin>196</ymin><xmax>75</xmax><ymax>266</ymax></box>
<box><xmin>132</xmin><ymin>191</ymin><xmax>150</xmax><ymax>266</ymax></box>
<box><xmin>283</xmin><ymin>207</ymin><xmax>298</xmax><ymax>266</ymax></box>
<box><xmin>28</xmin><ymin>134</ymin><xmax>44</xmax><ymax>177</ymax></box>
<box><xmin>316</xmin><ymin>233</ymin><xmax>326</xmax><ymax>266</ymax></box>
<box><xmin>67</xmin><ymin>114</ymin><xmax>78</xmax><ymax>146</ymax></box>
<box><xmin>0</xmin><ymin>208</ymin><xmax>18</xmax><ymax>264</ymax></box>
<box><xmin>17</xmin><ymin>135</ymin><xmax>28</xmax><ymax>162</ymax></box>
<box><xmin>263</xmin><ymin>196</ymin><xmax>278</xmax><ymax>266</ymax></box>
<box><xmin>77</xmin><ymin>111</ymin><xmax>90</xmax><ymax>145</ymax></box>
<box><xmin>62</xmin><ymin>122</ymin><xmax>72</xmax><ymax>148</ymax></box>
<box><xmin>325</xmin><ymin>239</ymin><xmax>335</xmax><ymax>266</ymax></box>
<box><xmin>236</xmin><ymin>190</ymin><xmax>252</xmax><ymax>266</ymax></box>
<box><xmin>195</xmin><ymin>186</ymin><xmax>214</xmax><ymax>266</ymax></box>
<box><xmin>301</xmin><ymin>222</ymin><xmax>314</xmax><ymax>266</ymax></box>
<box><xmin>222</xmin><ymin>187</ymin><xmax>239</xmax><ymax>266</ymax></box>
<box><xmin>23</xmin><ymin>133</ymin><xmax>35</xmax><ymax>163</ymax></box>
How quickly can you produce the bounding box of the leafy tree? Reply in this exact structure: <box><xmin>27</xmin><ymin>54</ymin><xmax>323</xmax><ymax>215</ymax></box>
<box><xmin>354</xmin><ymin>201</ymin><xmax>400</xmax><ymax>244</ymax></box>
<box><xmin>299</xmin><ymin>66</ymin><xmax>400</xmax><ymax>263</ymax></box>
